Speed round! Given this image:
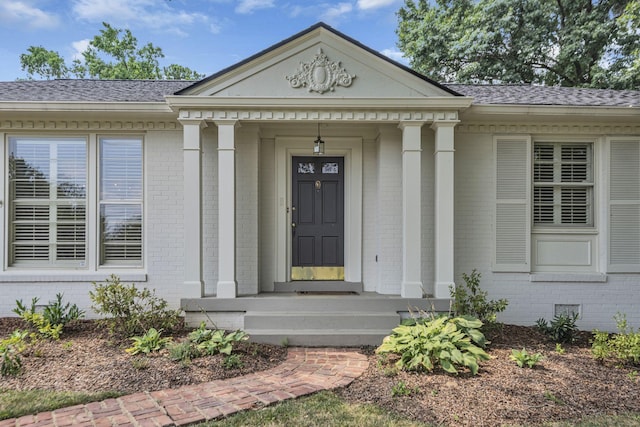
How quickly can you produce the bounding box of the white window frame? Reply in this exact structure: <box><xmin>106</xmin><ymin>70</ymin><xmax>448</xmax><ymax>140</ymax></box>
<box><xmin>533</xmin><ymin>139</ymin><xmax>596</xmax><ymax>230</ymax></box>
<box><xmin>2</xmin><ymin>133</ymin><xmax>145</xmax><ymax>276</ymax></box>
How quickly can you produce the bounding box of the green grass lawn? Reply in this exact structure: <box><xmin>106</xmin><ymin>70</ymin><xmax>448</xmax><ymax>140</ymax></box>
<box><xmin>0</xmin><ymin>389</ymin><xmax>123</xmax><ymax>420</ymax></box>
<box><xmin>2</xmin><ymin>388</ymin><xmax>640</xmax><ymax>426</ymax></box>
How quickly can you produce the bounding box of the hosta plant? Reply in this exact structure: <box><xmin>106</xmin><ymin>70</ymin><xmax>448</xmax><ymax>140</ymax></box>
<box><xmin>376</xmin><ymin>315</ymin><xmax>490</xmax><ymax>375</ymax></box>
<box><xmin>510</xmin><ymin>348</ymin><xmax>544</xmax><ymax>368</ymax></box>
<box><xmin>126</xmin><ymin>328</ymin><xmax>172</xmax><ymax>355</ymax></box>
<box><xmin>189</xmin><ymin>322</ymin><xmax>248</xmax><ymax>356</ymax></box>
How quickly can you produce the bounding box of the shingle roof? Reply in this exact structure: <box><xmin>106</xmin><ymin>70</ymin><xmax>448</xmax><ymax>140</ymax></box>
<box><xmin>447</xmin><ymin>84</ymin><xmax>640</xmax><ymax>107</ymax></box>
<box><xmin>0</xmin><ymin>79</ymin><xmax>192</xmax><ymax>102</ymax></box>
<box><xmin>0</xmin><ymin>79</ymin><xmax>638</xmax><ymax>107</ymax></box>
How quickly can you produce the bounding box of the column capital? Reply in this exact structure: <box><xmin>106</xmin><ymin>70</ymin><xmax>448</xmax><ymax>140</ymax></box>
<box><xmin>430</xmin><ymin>120</ymin><xmax>460</xmax><ymax>131</ymax></box>
<box><xmin>178</xmin><ymin>115</ymin><xmax>208</xmax><ymax>129</ymax></box>
<box><xmin>398</xmin><ymin>120</ymin><xmax>427</xmax><ymax>131</ymax></box>
<box><xmin>213</xmin><ymin>119</ymin><xmax>241</xmax><ymax>129</ymax></box>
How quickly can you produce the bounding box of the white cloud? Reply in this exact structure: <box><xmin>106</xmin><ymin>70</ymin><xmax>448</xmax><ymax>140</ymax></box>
<box><xmin>235</xmin><ymin>0</ymin><xmax>275</xmax><ymax>14</ymax></box>
<box><xmin>0</xmin><ymin>0</ymin><xmax>60</xmax><ymax>29</ymax></box>
<box><xmin>71</xmin><ymin>0</ymin><xmax>208</xmax><ymax>35</ymax></box>
<box><xmin>71</xmin><ymin>39</ymin><xmax>90</xmax><ymax>61</ymax></box>
<box><xmin>320</xmin><ymin>2</ymin><xmax>353</xmax><ymax>24</ymax></box>
<box><xmin>357</xmin><ymin>0</ymin><xmax>398</xmax><ymax>10</ymax></box>
<box><xmin>380</xmin><ymin>48</ymin><xmax>408</xmax><ymax>64</ymax></box>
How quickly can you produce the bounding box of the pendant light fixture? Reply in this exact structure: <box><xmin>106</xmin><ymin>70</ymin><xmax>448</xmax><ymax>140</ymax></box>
<box><xmin>313</xmin><ymin>123</ymin><xmax>325</xmax><ymax>155</ymax></box>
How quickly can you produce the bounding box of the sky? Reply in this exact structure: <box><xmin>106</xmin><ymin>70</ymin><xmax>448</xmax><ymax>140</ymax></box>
<box><xmin>0</xmin><ymin>0</ymin><xmax>409</xmax><ymax>82</ymax></box>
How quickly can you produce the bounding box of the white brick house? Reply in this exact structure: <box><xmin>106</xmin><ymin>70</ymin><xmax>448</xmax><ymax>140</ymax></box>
<box><xmin>0</xmin><ymin>23</ymin><xmax>639</xmax><ymax>345</ymax></box>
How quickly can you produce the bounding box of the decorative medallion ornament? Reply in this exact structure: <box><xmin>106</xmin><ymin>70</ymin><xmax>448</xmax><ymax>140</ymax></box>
<box><xmin>286</xmin><ymin>49</ymin><xmax>356</xmax><ymax>94</ymax></box>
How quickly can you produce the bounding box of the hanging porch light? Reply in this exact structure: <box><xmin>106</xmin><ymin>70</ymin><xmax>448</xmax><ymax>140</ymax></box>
<box><xmin>313</xmin><ymin>123</ymin><xmax>325</xmax><ymax>155</ymax></box>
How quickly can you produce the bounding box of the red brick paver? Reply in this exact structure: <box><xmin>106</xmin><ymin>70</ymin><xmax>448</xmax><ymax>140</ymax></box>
<box><xmin>1</xmin><ymin>348</ymin><xmax>368</xmax><ymax>427</ymax></box>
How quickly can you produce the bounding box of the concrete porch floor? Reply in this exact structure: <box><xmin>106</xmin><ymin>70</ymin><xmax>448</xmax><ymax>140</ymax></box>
<box><xmin>181</xmin><ymin>292</ymin><xmax>451</xmax><ymax>346</ymax></box>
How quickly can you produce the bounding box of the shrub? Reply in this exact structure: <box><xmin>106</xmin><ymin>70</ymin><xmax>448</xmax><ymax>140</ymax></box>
<box><xmin>376</xmin><ymin>315</ymin><xmax>490</xmax><ymax>375</ymax></box>
<box><xmin>126</xmin><ymin>328</ymin><xmax>172</xmax><ymax>355</ymax></box>
<box><xmin>89</xmin><ymin>275</ymin><xmax>182</xmax><ymax>337</ymax></box>
<box><xmin>592</xmin><ymin>313</ymin><xmax>640</xmax><ymax>365</ymax></box>
<box><xmin>168</xmin><ymin>341</ymin><xmax>199</xmax><ymax>364</ymax></box>
<box><xmin>42</xmin><ymin>293</ymin><xmax>84</xmax><ymax>327</ymax></box>
<box><xmin>0</xmin><ymin>331</ymin><xmax>28</xmax><ymax>377</ymax></box>
<box><xmin>14</xmin><ymin>294</ymin><xmax>84</xmax><ymax>333</ymax></box>
<box><xmin>13</xmin><ymin>298</ymin><xmax>62</xmax><ymax>340</ymax></box>
<box><xmin>450</xmin><ymin>269</ymin><xmax>508</xmax><ymax>325</ymax></box>
<box><xmin>536</xmin><ymin>312</ymin><xmax>579</xmax><ymax>344</ymax></box>
<box><xmin>510</xmin><ymin>348</ymin><xmax>544</xmax><ymax>368</ymax></box>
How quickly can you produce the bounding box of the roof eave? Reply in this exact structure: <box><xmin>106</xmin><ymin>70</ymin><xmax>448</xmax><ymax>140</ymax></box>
<box><xmin>165</xmin><ymin>96</ymin><xmax>473</xmax><ymax>111</ymax></box>
<box><xmin>462</xmin><ymin>103</ymin><xmax>640</xmax><ymax>121</ymax></box>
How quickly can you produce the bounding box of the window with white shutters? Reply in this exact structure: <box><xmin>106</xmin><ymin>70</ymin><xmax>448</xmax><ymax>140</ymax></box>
<box><xmin>8</xmin><ymin>137</ymin><xmax>87</xmax><ymax>266</ymax></box>
<box><xmin>99</xmin><ymin>137</ymin><xmax>143</xmax><ymax>266</ymax></box>
<box><xmin>533</xmin><ymin>142</ymin><xmax>593</xmax><ymax>227</ymax></box>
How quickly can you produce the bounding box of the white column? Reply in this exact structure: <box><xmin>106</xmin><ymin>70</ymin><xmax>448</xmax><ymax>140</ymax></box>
<box><xmin>216</xmin><ymin>120</ymin><xmax>240</xmax><ymax>298</ymax></box>
<box><xmin>432</xmin><ymin>120</ymin><xmax>458</xmax><ymax>298</ymax></box>
<box><xmin>181</xmin><ymin>119</ymin><xmax>207</xmax><ymax>298</ymax></box>
<box><xmin>399</xmin><ymin>121</ymin><xmax>424</xmax><ymax>298</ymax></box>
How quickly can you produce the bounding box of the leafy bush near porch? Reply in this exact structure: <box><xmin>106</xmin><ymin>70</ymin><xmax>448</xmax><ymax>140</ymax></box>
<box><xmin>450</xmin><ymin>269</ymin><xmax>508</xmax><ymax>325</ymax></box>
<box><xmin>89</xmin><ymin>275</ymin><xmax>182</xmax><ymax>337</ymax></box>
<box><xmin>376</xmin><ymin>315</ymin><xmax>490</xmax><ymax>375</ymax></box>
<box><xmin>13</xmin><ymin>294</ymin><xmax>85</xmax><ymax>340</ymax></box>
<box><xmin>536</xmin><ymin>312</ymin><xmax>580</xmax><ymax>344</ymax></box>
<box><xmin>168</xmin><ymin>322</ymin><xmax>248</xmax><ymax>364</ymax></box>
<box><xmin>592</xmin><ymin>313</ymin><xmax>640</xmax><ymax>365</ymax></box>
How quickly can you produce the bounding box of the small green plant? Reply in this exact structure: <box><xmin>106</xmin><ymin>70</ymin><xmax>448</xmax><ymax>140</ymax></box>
<box><xmin>0</xmin><ymin>331</ymin><xmax>28</xmax><ymax>377</ymax></box>
<box><xmin>281</xmin><ymin>337</ymin><xmax>289</xmax><ymax>348</ymax></box>
<box><xmin>536</xmin><ymin>312</ymin><xmax>579</xmax><ymax>344</ymax></box>
<box><xmin>510</xmin><ymin>348</ymin><xmax>544</xmax><ymax>368</ymax></box>
<box><xmin>188</xmin><ymin>322</ymin><xmax>248</xmax><ymax>356</ymax></box>
<box><xmin>13</xmin><ymin>297</ymin><xmax>63</xmax><ymax>340</ymax></box>
<box><xmin>89</xmin><ymin>275</ymin><xmax>182</xmax><ymax>337</ymax></box>
<box><xmin>555</xmin><ymin>343</ymin><xmax>566</xmax><ymax>354</ymax></box>
<box><xmin>223</xmin><ymin>353</ymin><xmax>243</xmax><ymax>369</ymax></box>
<box><xmin>126</xmin><ymin>328</ymin><xmax>172</xmax><ymax>355</ymax></box>
<box><xmin>376</xmin><ymin>315</ymin><xmax>490</xmax><ymax>375</ymax></box>
<box><xmin>168</xmin><ymin>341</ymin><xmax>199</xmax><ymax>364</ymax></box>
<box><xmin>628</xmin><ymin>370</ymin><xmax>638</xmax><ymax>381</ymax></box>
<box><xmin>543</xmin><ymin>390</ymin><xmax>565</xmax><ymax>405</ymax></box>
<box><xmin>450</xmin><ymin>269</ymin><xmax>508</xmax><ymax>325</ymax></box>
<box><xmin>591</xmin><ymin>313</ymin><xmax>640</xmax><ymax>365</ymax></box>
<box><xmin>42</xmin><ymin>293</ymin><xmax>84</xmax><ymax>327</ymax></box>
<box><xmin>391</xmin><ymin>381</ymin><xmax>420</xmax><ymax>397</ymax></box>
<box><xmin>131</xmin><ymin>357</ymin><xmax>150</xmax><ymax>370</ymax></box>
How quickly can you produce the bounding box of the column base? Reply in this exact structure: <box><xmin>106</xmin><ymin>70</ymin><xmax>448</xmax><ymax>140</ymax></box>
<box><xmin>217</xmin><ymin>280</ymin><xmax>238</xmax><ymax>298</ymax></box>
<box><xmin>182</xmin><ymin>281</ymin><xmax>203</xmax><ymax>299</ymax></box>
<box><xmin>401</xmin><ymin>281</ymin><xmax>424</xmax><ymax>298</ymax></box>
<box><xmin>435</xmin><ymin>281</ymin><xmax>454</xmax><ymax>299</ymax></box>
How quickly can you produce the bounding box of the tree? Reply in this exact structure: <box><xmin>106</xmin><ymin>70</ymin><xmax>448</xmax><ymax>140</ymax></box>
<box><xmin>396</xmin><ymin>0</ymin><xmax>640</xmax><ymax>89</ymax></box>
<box><xmin>20</xmin><ymin>23</ymin><xmax>203</xmax><ymax>80</ymax></box>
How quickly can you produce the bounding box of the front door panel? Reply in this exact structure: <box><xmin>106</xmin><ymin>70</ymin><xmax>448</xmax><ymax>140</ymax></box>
<box><xmin>292</xmin><ymin>156</ymin><xmax>344</xmax><ymax>280</ymax></box>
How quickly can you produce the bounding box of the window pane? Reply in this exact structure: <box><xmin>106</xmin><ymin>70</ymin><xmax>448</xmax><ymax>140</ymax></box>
<box><xmin>100</xmin><ymin>137</ymin><xmax>143</xmax><ymax>265</ymax></box>
<box><xmin>8</xmin><ymin>137</ymin><xmax>86</xmax><ymax>265</ymax></box>
<box><xmin>100</xmin><ymin>204</ymin><xmax>142</xmax><ymax>263</ymax></box>
<box><xmin>533</xmin><ymin>142</ymin><xmax>593</xmax><ymax>227</ymax></box>
<box><xmin>101</xmin><ymin>139</ymin><xmax>142</xmax><ymax>200</ymax></box>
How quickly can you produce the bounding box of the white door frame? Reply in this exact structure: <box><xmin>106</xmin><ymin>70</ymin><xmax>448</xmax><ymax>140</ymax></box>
<box><xmin>275</xmin><ymin>136</ymin><xmax>362</xmax><ymax>282</ymax></box>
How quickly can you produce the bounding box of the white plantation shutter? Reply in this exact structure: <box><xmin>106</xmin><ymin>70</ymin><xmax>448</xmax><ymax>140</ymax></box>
<box><xmin>8</xmin><ymin>137</ymin><xmax>86</xmax><ymax>265</ymax></box>
<box><xmin>100</xmin><ymin>137</ymin><xmax>143</xmax><ymax>265</ymax></box>
<box><xmin>494</xmin><ymin>137</ymin><xmax>531</xmax><ymax>272</ymax></box>
<box><xmin>609</xmin><ymin>139</ymin><xmax>640</xmax><ymax>272</ymax></box>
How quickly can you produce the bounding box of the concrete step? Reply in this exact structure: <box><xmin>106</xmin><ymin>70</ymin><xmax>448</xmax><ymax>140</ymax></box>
<box><xmin>244</xmin><ymin>311</ymin><xmax>400</xmax><ymax>330</ymax></box>
<box><xmin>273</xmin><ymin>281</ymin><xmax>363</xmax><ymax>293</ymax></box>
<box><xmin>244</xmin><ymin>328</ymin><xmax>392</xmax><ymax>347</ymax></box>
<box><xmin>182</xmin><ymin>294</ymin><xmax>450</xmax><ymax>314</ymax></box>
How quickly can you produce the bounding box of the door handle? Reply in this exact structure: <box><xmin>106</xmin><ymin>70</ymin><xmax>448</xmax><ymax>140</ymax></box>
<box><xmin>291</xmin><ymin>222</ymin><xmax>296</xmax><ymax>228</ymax></box>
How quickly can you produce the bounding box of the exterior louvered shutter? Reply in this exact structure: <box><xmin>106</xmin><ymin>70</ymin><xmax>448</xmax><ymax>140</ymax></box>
<box><xmin>609</xmin><ymin>139</ymin><xmax>640</xmax><ymax>272</ymax></box>
<box><xmin>494</xmin><ymin>137</ymin><xmax>531</xmax><ymax>272</ymax></box>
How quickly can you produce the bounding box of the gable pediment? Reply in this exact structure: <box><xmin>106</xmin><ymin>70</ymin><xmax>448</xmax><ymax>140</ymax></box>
<box><xmin>177</xmin><ymin>23</ymin><xmax>459</xmax><ymax>99</ymax></box>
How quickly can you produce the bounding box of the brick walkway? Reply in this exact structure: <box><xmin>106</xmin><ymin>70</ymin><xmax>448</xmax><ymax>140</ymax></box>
<box><xmin>0</xmin><ymin>348</ymin><xmax>368</xmax><ymax>427</ymax></box>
